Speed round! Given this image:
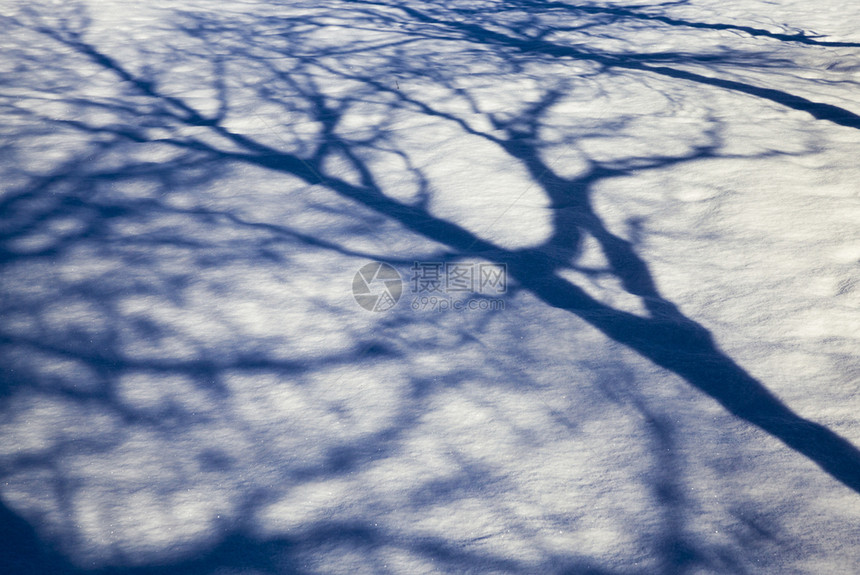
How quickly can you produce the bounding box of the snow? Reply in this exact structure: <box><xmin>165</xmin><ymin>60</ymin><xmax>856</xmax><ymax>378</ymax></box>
<box><xmin>1</xmin><ymin>0</ymin><xmax>859</xmax><ymax>573</ymax></box>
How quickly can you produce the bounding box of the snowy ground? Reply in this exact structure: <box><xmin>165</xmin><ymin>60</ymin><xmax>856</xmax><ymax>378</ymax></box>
<box><xmin>1</xmin><ymin>0</ymin><xmax>859</xmax><ymax>573</ymax></box>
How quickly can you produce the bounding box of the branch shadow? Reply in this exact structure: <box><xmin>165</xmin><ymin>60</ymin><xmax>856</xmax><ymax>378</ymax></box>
<box><xmin>1</xmin><ymin>1</ymin><xmax>858</xmax><ymax>573</ymax></box>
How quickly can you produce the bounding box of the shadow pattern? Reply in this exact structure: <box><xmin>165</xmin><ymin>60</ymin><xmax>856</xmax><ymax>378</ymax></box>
<box><xmin>1</xmin><ymin>0</ymin><xmax>858</xmax><ymax>573</ymax></box>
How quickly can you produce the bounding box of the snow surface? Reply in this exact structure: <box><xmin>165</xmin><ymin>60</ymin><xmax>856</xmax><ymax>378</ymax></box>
<box><xmin>0</xmin><ymin>0</ymin><xmax>858</xmax><ymax>573</ymax></box>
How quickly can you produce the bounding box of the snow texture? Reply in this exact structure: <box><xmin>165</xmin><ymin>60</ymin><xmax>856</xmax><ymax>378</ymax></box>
<box><xmin>0</xmin><ymin>0</ymin><xmax>858</xmax><ymax>573</ymax></box>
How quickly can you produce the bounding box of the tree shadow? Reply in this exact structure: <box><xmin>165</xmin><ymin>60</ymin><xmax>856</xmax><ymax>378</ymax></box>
<box><xmin>1</xmin><ymin>1</ymin><xmax>858</xmax><ymax>573</ymax></box>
